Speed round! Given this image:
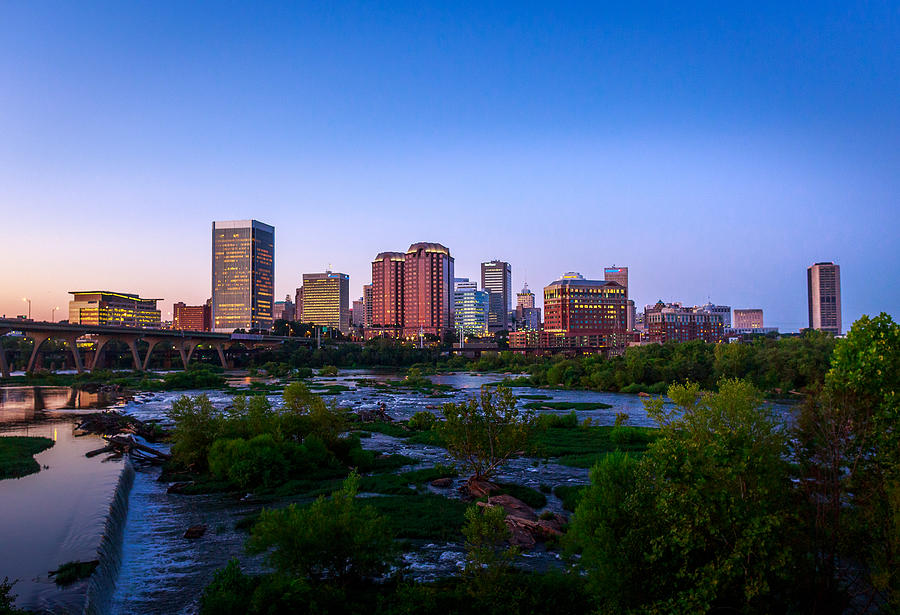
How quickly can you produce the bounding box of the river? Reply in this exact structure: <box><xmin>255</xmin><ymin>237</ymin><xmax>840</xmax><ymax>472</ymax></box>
<box><xmin>0</xmin><ymin>371</ymin><xmax>789</xmax><ymax>614</ymax></box>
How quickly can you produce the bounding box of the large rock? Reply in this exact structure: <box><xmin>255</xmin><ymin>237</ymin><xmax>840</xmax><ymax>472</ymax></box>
<box><xmin>430</xmin><ymin>477</ymin><xmax>453</xmax><ymax>488</ymax></box>
<box><xmin>464</xmin><ymin>477</ymin><xmax>500</xmax><ymax>498</ymax></box>
<box><xmin>505</xmin><ymin>518</ymin><xmax>537</xmax><ymax>548</ymax></box>
<box><xmin>477</xmin><ymin>494</ymin><xmax>538</xmax><ymax>522</ymax></box>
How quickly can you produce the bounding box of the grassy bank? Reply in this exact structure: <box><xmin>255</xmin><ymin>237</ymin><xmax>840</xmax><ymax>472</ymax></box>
<box><xmin>0</xmin><ymin>436</ymin><xmax>54</xmax><ymax>479</ymax></box>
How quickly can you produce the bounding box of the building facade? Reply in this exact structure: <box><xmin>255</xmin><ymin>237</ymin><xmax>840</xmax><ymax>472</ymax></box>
<box><xmin>351</xmin><ymin>297</ymin><xmax>365</xmax><ymax>327</ymax></box>
<box><xmin>808</xmin><ymin>262</ymin><xmax>842</xmax><ymax>335</ymax></box>
<box><xmin>211</xmin><ymin>219</ymin><xmax>275</xmax><ymax>332</ymax></box>
<box><xmin>733</xmin><ymin>308</ymin><xmax>764</xmax><ymax>329</ymax></box>
<box><xmin>299</xmin><ymin>271</ymin><xmax>350</xmax><ymax>334</ymax></box>
<box><xmin>604</xmin><ymin>266</ymin><xmax>628</xmax><ymax>292</ymax></box>
<box><xmin>362</xmin><ymin>284</ymin><xmax>374</xmax><ymax>328</ymax></box>
<box><xmin>514</xmin><ymin>283</ymin><xmax>541</xmax><ymax>331</ymax></box>
<box><xmin>173</xmin><ymin>300</ymin><xmax>211</xmax><ymax>331</ymax></box>
<box><xmin>369</xmin><ymin>252</ymin><xmax>405</xmax><ymax>337</ymax></box>
<box><xmin>541</xmin><ymin>273</ymin><xmax>627</xmax><ymax>349</ymax></box>
<box><xmin>454</xmin><ymin>279</ymin><xmax>489</xmax><ymax>336</ymax></box>
<box><xmin>645</xmin><ymin>301</ymin><xmax>725</xmax><ymax>344</ymax></box>
<box><xmin>404</xmin><ymin>243</ymin><xmax>455</xmax><ymax>337</ymax></box>
<box><xmin>695</xmin><ymin>302</ymin><xmax>732</xmax><ymax>328</ymax></box>
<box><xmin>274</xmin><ymin>295</ymin><xmax>295</xmax><ymax>321</ymax></box>
<box><xmin>69</xmin><ymin>291</ymin><xmax>161</xmax><ymax>327</ymax></box>
<box><xmin>481</xmin><ymin>260</ymin><xmax>512</xmax><ymax>332</ymax></box>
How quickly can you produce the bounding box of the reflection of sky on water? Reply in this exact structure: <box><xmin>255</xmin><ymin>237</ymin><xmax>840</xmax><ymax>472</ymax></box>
<box><xmin>0</xmin><ymin>420</ymin><xmax>124</xmax><ymax>614</ymax></box>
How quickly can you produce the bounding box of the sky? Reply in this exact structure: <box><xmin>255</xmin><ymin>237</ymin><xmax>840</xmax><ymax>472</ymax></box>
<box><xmin>1</xmin><ymin>1</ymin><xmax>898</xmax><ymax>331</ymax></box>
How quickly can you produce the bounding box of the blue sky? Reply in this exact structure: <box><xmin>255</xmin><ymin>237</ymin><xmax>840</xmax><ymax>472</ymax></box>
<box><xmin>1</xmin><ymin>1</ymin><xmax>898</xmax><ymax>330</ymax></box>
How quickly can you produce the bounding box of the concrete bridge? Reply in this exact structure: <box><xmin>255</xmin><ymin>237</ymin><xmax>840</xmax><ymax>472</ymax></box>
<box><xmin>0</xmin><ymin>319</ymin><xmax>311</xmax><ymax>378</ymax></box>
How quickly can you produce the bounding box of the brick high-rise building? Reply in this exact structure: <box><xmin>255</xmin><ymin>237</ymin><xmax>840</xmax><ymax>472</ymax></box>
<box><xmin>604</xmin><ymin>266</ymin><xmax>628</xmax><ymax>293</ymax></box>
<box><xmin>365</xmin><ymin>243</ymin><xmax>455</xmax><ymax>339</ymax></box>
<box><xmin>173</xmin><ymin>300</ymin><xmax>211</xmax><ymax>331</ymax></box>
<box><xmin>481</xmin><ymin>260</ymin><xmax>512</xmax><ymax>332</ymax></box>
<box><xmin>808</xmin><ymin>262</ymin><xmax>842</xmax><ymax>335</ymax></box>
<box><xmin>370</xmin><ymin>252</ymin><xmax>405</xmax><ymax>337</ymax></box>
<box><xmin>644</xmin><ymin>301</ymin><xmax>724</xmax><ymax>343</ymax></box>
<box><xmin>404</xmin><ymin>243</ymin><xmax>455</xmax><ymax>337</ymax></box>
<box><xmin>542</xmin><ymin>273</ymin><xmax>627</xmax><ymax>348</ymax></box>
<box><xmin>515</xmin><ymin>283</ymin><xmax>541</xmax><ymax>331</ymax></box>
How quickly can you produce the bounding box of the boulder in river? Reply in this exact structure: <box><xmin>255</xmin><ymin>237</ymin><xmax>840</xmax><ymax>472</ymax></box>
<box><xmin>464</xmin><ymin>477</ymin><xmax>500</xmax><ymax>498</ymax></box>
<box><xmin>430</xmin><ymin>477</ymin><xmax>453</xmax><ymax>488</ymax></box>
<box><xmin>183</xmin><ymin>524</ymin><xmax>207</xmax><ymax>539</ymax></box>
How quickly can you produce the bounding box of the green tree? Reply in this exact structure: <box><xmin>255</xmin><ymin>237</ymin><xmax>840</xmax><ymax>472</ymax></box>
<box><xmin>247</xmin><ymin>472</ymin><xmax>396</xmax><ymax>585</ymax></box>
<box><xmin>819</xmin><ymin>313</ymin><xmax>900</xmax><ymax>607</ymax></box>
<box><xmin>570</xmin><ymin>379</ymin><xmax>798</xmax><ymax>613</ymax></box>
<box><xmin>441</xmin><ymin>386</ymin><xmax>534</xmax><ymax>480</ymax></box>
<box><xmin>0</xmin><ymin>578</ymin><xmax>27</xmax><ymax>615</ymax></box>
<box><xmin>167</xmin><ymin>394</ymin><xmax>221</xmax><ymax>470</ymax></box>
<box><xmin>461</xmin><ymin>504</ymin><xmax>519</xmax><ymax>607</ymax></box>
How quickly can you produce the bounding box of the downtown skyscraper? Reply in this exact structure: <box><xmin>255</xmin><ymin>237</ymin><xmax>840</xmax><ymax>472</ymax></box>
<box><xmin>481</xmin><ymin>260</ymin><xmax>512</xmax><ymax>332</ymax></box>
<box><xmin>367</xmin><ymin>243</ymin><xmax>455</xmax><ymax>339</ymax></box>
<box><xmin>211</xmin><ymin>220</ymin><xmax>275</xmax><ymax>332</ymax></box>
<box><xmin>808</xmin><ymin>261</ymin><xmax>842</xmax><ymax>335</ymax></box>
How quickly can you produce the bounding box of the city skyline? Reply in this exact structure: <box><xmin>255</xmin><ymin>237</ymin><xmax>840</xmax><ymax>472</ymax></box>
<box><xmin>2</xmin><ymin>3</ymin><xmax>898</xmax><ymax>330</ymax></box>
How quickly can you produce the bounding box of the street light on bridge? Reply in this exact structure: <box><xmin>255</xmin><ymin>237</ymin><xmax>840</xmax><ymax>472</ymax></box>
<box><xmin>22</xmin><ymin>297</ymin><xmax>31</xmax><ymax>320</ymax></box>
<box><xmin>51</xmin><ymin>306</ymin><xmax>60</xmax><ymax>322</ymax></box>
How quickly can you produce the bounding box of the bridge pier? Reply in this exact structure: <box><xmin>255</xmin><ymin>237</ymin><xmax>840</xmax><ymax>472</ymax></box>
<box><xmin>178</xmin><ymin>340</ymin><xmax>200</xmax><ymax>369</ymax></box>
<box><xmin>25</xmin><ymin>332</ymin><xmax>51</xmax><ymax>373</ymax></box>
<box><xmin>141</xmin><ymin>337</ymin><xmax>165</xmax><ymax>371</ymax></box>
<box><xmin>0</xmin><ymin>328</ymin><xmax>10</xmax><ymax>378</ymax></box>
<box><xmin>214</xmin><ymin>342</ymin><xmax>229</xmax><ymax>369</ymax></box>
<box><xmin>63</xmin><ymin>335</ymin><xmax>84</xmax><ymax>374</ymax></box>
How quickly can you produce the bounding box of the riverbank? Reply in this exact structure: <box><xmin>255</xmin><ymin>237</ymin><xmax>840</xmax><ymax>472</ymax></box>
<box><xmin>0</xmin><ymin>436</ymin><xmax>54</xmax><ymax>479</ymax></box>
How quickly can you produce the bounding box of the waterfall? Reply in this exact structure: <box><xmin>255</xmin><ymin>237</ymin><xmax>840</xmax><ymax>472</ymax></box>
<box><xmin>82</xmin><ymin>460</ymin><xmax>135</xmax><ymax>615</ymax></box>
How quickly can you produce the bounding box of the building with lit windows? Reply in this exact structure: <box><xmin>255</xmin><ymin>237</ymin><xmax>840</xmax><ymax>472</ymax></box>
<box><xmin>173</xmin><ymin>300</ymin><xmax>211</xmax><ymax>331</ymax></box>
<box><xmin>368</xmin><ymin>252</ymin><xmax>405</xmax><ymax>338</ymax></box>
<box><xmin>365</xmin><ymin>243</ymin><xmax>455</xmax><ymax>339</ymax></box>
<box><xmin>604</xmin><ymin>266</ymin><xmax>628</xmax><ymax>292</ymax></box>
<box><xmin>454</xmin><ymin>279</ymin><xmax>489</xmax><ymax>336</ymax></box>
<box><xmin>481</xmin><ymin>260</ymin><xmax>512</xmax><ymax>332</ymax></box>
<box><xmin>515</xmin><ymin>283</ymin><xmax>541</xmax><ymax>331</ymax></box>
<box><xmin>512</xmin><ymin>273</ymin><xmax>627</xmax><ymax>350</ymax></box>
<box><xmin>695</xmin><ymin>302</ymin><xmax>732</xmax><ymax>328</ymax></box>
<box><xmin>299</xmin><ymin>271</ymin><xmax>350</xmax><ymax>334</ymax></box>
<box><xmin>404</xmin><ymin>243</ymin><xmax>455</xmax><ymax>338</ymax></box>
<box><xmin>733</xmin><ymin>309</ymin><xmax>764</xmax><ymax>329</ymax></box>
<box><xmin>68</xmin><ymin>291</ymin><xmax>161</xmax><ymax>327</ymax></box>
<box><xmin>362</xmin><ymin>284</ymin><xmax>374</xmax><ymax>328</ymax></box>
<box><xmin>808</xmin><ymin>262</ymin><xmax>841</xmax><ymax>335</ymax></box>
<box><xmin>212</xmin><ymin>220</ymin><xmax>275</xmax><ymax>332</ymax></box>
<box><xmin>644</xmin><ymin>301</ymin><xmax>725</xmax><ymax>343</ymax></box>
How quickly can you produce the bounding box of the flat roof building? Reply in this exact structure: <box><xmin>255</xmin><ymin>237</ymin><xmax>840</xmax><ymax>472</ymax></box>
<box><xmin>808</xmin><ymin>262</ymin><xmax>841</xmax><ymax>335</ymax></box>
<box><xmin>542</xmin><ymin>273</ymin><xmax>627</xmax><ymax>349</ymax></box>
<box><xmin>212</xmin><ymin>219</ymin><xmax>275</xmax><ymax>332</ymax></box>
<box><xmin>299</xmin><ymin>271</ymin><xmax>350</xmax><ymax>334</ymax></box>
<box><xmin>454</xmin><ymin>279</ymin><xmax>489</xmax><ymax>337</ymax></box>
<box><xmin>69</xmin><ymin>291</ymin><xmax>161</xmax><ymax>328</ymax></box>
<box><xmin>733</xmin><ymin>309</ymin><xmax>764</xmax><ymax>329</ymax></box>
<box><xmin>173</xmin><ymin>300</ymin><xmax>211</xmax><ymax>331</ymax></box>
<box><xmin>645</xmin><ymin>301</ymin><xmax>725</xmax><ymax>344</ymax></box>
<box><xmin>482</xmin><ymin>260</ymin><xmax>512</xmax><ymax>332</ymax></box>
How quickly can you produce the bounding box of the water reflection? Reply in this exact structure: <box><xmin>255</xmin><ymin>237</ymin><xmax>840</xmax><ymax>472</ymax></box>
<box><xmin>0</xmin><ymin>387</ymin><xmax>120</xmax><ymax>423</ymax></box>
<box><xmin>0</xmin><ymin>420</ymin><xmax>125</xmax><ymax>614</ymax></box>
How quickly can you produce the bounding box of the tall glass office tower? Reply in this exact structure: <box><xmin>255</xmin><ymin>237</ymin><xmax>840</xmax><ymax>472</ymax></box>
<box><xmin>212</xmin><ymin>220</ymin><xmax>275</xmax><ymax>332</ymax></box>
<box><xmin>481</xmin><ymin>260</ymin><xmax>512</xmax><ymax>332</ymax></box>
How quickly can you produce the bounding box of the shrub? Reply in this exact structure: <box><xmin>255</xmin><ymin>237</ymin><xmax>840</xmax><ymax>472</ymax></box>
<box><xmin>248</xmin><ymin>472</ymin><xmax>397</xmax><ymax>584</ymax></box>
<box><xmin>168</xmin><ymin>394</ymin><xmax>222</xmax><ymax>470</ymax></box>
<box><xmin>408</xmin><ymin>411</ymin><xmax>437</xmax><ymax>431</ymax></box>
